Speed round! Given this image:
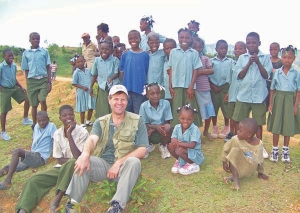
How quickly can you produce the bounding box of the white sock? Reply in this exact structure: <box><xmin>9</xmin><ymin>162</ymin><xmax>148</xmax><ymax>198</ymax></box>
<box><xmin>86</xmin><ymin>120</ymin><xmax>90</xmax><ymax>124</ymax></box>
<box><xmin>71</xmin><ymin>198</ymin><xmax>78</xmax><ymax>204</ymax></box>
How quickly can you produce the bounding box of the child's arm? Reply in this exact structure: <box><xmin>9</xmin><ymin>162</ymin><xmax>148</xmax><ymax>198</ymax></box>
<box><xmin>15</xmin><ymin>79</ymin><xmax>26</xmax><ymax>93</ymax></box>
<box><xmin>238</xmin><ymin>58</ymin><xmax>253</xmax><ymax>79</ymax></box>
<box><xmin>47</xmin><ymin>64</ymin><xmax>52</xmax><ymax>92</ymax></box>
<box><xmin>209</xmin><ymin>79</ymin><xmax>221</xmax><ymax>93</ymax></box>
<box><xmin>197</xmin><ymin>66</ymin><xmax>214</xmax><ymax>76</ymax></box>
<box><xmin>178</xmin><ymin>141</ymin><xmax>196</xmax><ymax>149</ymax></box>
<box><xmin>294</xmin><ymin>91</ymin><xmax>300</xmax><ymax>115</ymax></box>
<box><xmin>168</xmin><ymin>67</ymin><xmax>176</xmax><ymax>100</ymax></box>
<box><xmin>253</xmin><ymin>54</ymin><xmax>268</xmax><ymax>79</ymax></box>
<box><xmin>268</xmin><ymin>90</ymin><xmax>275</xmax><ymax>113</ymax></box>
<box><xmin>107</xmin><ymin>73</ymin><xmax>119</xmax><ymax>84</ymax></box>
<box><xmin>89</xmin><ymin>75</ymin><xmax>98</xmax><ymax>97</ymax></box>
<box><xmin>187</xmin><ymin>69</ymin><xmax>198</xmax><ymax>100</ymax></box>
<box><xmin>146</xmin><ymin>124</ymin><xmax>167</xmax><ymax>136</ymax></box>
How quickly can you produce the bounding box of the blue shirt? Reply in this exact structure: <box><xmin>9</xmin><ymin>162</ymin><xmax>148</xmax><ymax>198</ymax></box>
<box><xmin>31</xmin><ymin>122</ymin><xmax>57</xmax><ymax>163</ymax></box>
<box><xmin>139</xmin><ymin>99</ymin><xmax>173</xmax><ymax>125</ymax></box>
<box><xmin>140</xmin><ymin>31</ymin><xmax>166</xmax><ymax>51</ymax></box>
<box><xmin>235</xmin><ymin>51</ymin><xmax>273</xmax><ymax>103</ymax></box>
<box><xmin>120</xmin><ymin>50</ymin><xmax>149</xmax><ymax>94</ymax></box>
<box><xmin>72</xmin><ymin>68</ymin><xmax>93</xmax><ymax>88</ymax></box>
<box><xmin>271</xmin><ymin>67</ymin><xmax>300</xmax><ymax>92</ymax></box>
<box><xmin>169</xmin><ymin>47</ymin><xmax>203</xmax><ymax>89</ymax></box>
<box><xmin>91</xmin><ymin>55</ymin><xmax>120</xmax><ymax>91</ymax></box>
<box><xmin>147</xmin><ymin>49</ymin><xmax>166</xmax><ymax>85</ymax></box>
<box><xmin>227</xmin><ymin>61</ymin><xmax>242</xmax><ymax>102</ymax></box>
<box><xmin>209</xmin><ymin>56</ymin><xmax>233</xmax><ymax>86</ymax></box>
<box><xmin>163</xmin><ymin>58</ymin><xmax>171</xmax><ymax>99</ymax></box>
<box><xmin>0</xmin><ymin>60</ymin><xmax>17</xmax><ymax>88</ymax></box>
<box><xmin>21</xmin><ymin>47</ymin><xmax>51</xmax><ymax>78</ymax></box>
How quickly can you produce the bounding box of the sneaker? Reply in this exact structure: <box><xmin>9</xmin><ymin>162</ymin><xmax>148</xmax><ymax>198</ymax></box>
<box><xmin>107</xmin><ymin>201</ymin><xmax>122</xmax><ymax>213</ymax></box>
<box><xmin>224</xmin><ymin>132</ymin><xmax>234</xmax><ymax>143</ymax></box>
<box><xmin>263</xmin><ymin>147</ymin><xmax>269</xmax><ymax>159</ymax></box>
<box><xmin>269</xmin><ymin>148</ymin><xmax>279</xmax><ymax>162</ymax></box>
<box><xmin>159</xmin><ymin>144</ymin><xmax>171</xmax><ymax>159</ymax></box>
<box><xmin>211</xmin><ymin>126</ymin><xmax>219</xmax><ymax>139</ymax></box>
<box><xmin>281</xmin><ymin>147</ymin><xmax>291</xmax><ymax>163</ymax></box>
<box><xmin>80</xmin><ymin>124</ymin><xmax>87</xmax><ymax>129</ymax></box>
<box><xmin>171</xmin><ymin>160</ymin><xmax>180</xmax><ymax>173</ymax></box>
<box><xmin>86</xmin><ymin>121</ymin><xmax>93</xmax><ymax>126</ymax></box>
<box><xmin>65</xmin><ymin>202</ymin><xmax>79</xmax><ymax>213</ymax></box>
<box><xmin>1</xmin><ymin>131</ymin><xmax>11</xmax><ymax>141</ymax></box>
<box><xmin>143</xmin><ymin>143</ymin><xmax>155</xmax><ymax>159</ymax></box>
<box><xmin>22</xmin><ymin>117</ymin><xmax>33</xmax><ymax>125</ymax></box>
<box><xmin>164</xmin><ymin>146</ymin><xmax>171</xmax><ymax>158</ymax></box>
<box><xmin>219</xmin><ymin>126</ymin><xmax>230</xmax><ymax>139</ymax></box>
<box><xmin>179</xmin><ymin>163</ymin><xmax>200</xmax><ymax>175</ymax></box>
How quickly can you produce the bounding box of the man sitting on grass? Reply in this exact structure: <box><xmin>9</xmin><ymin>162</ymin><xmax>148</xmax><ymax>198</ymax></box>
<box><xmin>0</xmin><ymin>111</ymin><xmax>56</xmax><ymax>190</ymax></box>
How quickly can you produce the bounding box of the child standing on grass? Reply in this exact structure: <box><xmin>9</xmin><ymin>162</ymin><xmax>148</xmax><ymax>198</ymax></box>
<box><xmin>168</xmin><ymin>104</ymin><xmax>204</xmax><ymax>175</ymax></box>
<box><xmin>0</xmin><ymin>49</ymin><xmax>33</xmax><ymax>141</ymax></box>
<box><xmin>21</xmin><ymin>32</ymin><xmax>52</xmax><ymax>130</ymax></box>
<box><xmin>0</xmin><ymin>111</ymin><xmax>56</xmax><ymax>190</ymax></box>
<box><xmin>163</xmin><ymin>38</ymin><xmax>177</xmax><ymax>102</ymax></box>
<box><xmin>120</xmin><ymin>30</ymin><xmax>149</xmax><ymax>113</ymax></box>
<box><xmin>224</xmin><ymin>41</ymin><xmax>247</xmax><ymax>142</ymax></box>
<box><xmin>221</xmin><ymin>118</ymin><xmax>269</xmax><ymax>190</ymax></box>
<box><xmin>209</xmin><ymin>40</ymin><xmax>234</xmax><ymax>139</ymax></box>
<box><xmin>139</xmin><ymin>83</ymin><xmax>173</xmax><ymax>159</ymax></box>
<box><xmin>72</xmin><ymin>56</ymin><xmax>95</xmax><ymax>128</ymax></box>
<box><xmin>169</xmin><ymin>28</ymin><xmax>203</xmax><ymax>127</ymax></box>
<box><xmin>267</xmin><ymin>45</ymin><xmax>300</xmax><ymax>163</ymax></box>
<box><xmin>192</xmin><ymin>37</ymin><xmax>215</xmax><ymax>140</ymax></box>
<box><xmin>232</xmin><ymin>32</ymin><xmax>272</xmax><ymax>159</ymax></box>
<box><xmin>90</xmin><ymin>41</ymin><xmax>119</xmax><ymax>118</ymax></box>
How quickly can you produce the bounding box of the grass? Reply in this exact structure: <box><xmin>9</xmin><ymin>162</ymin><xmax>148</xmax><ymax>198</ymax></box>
<box><xmin>0</xmin><ymin>75</ymin><xmax>300</xmax><ymax>212</ymax></box>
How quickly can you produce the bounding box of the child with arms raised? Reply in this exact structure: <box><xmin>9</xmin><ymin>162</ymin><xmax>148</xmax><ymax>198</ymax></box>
<box><xmin>120</xmin><ymin>30</ymin><xmax>149</xmax><ymax>113</ymax></box>
<box><xmin>192</xmin><ymin>37</ymin><xmax>215</xmax><ymax>140</ymax></box>
<box><xmin>222</xmin><ymin>118</ymin><xmax>269</xmax><ymax>190</ymax></box>
<box><xmin>224</xmin><ymin>41</ymin><xmax>247</xmax><ymax>142</ymax></box>
<box><xmin>168</xmin><ymin>104</ymin><xmax>204</xmax><ymax>175</ymax></box>
<box><xmin>139</xmin><ymin>83</ymin><xmax>173</xmax><ymax>159</ymax></box>
<box><xmin>169</xmin><ymin>28</ymin><xmax>202</xmax><ymax>127</ymax></box>
<box><xmin>209</xmin><ymin>40</ymin><xmax>234</xmax><ymax>139</ymax></box>
<box><xmin>90</xmin><ymin>41</ymin><xmax>119</xmax><ymax>118</ymax></box>
<box><xmin>268</xmin><ymin>45</ymin><xmax>300</xmax><ymax>163</ymax></box>
<box><xmin>232</xmin><ymin>32</ymin><xmax>272</xmax><ymax>158</ymax></box>
<box><xmin>72</xmin><ymin>56</ymin><xmax>95</xmax><ymax>128</ymax></box>
<box><xmin>0</xmin><ymin>49</ymin><xmax>33</xmax><ymax>141</ymax></box>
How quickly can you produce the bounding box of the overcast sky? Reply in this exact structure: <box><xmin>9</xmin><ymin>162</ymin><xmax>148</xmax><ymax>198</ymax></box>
<box><xmin>0</xmin><ymin>0</ymin><xmax>298</xmax><ymax>53</ymax></box>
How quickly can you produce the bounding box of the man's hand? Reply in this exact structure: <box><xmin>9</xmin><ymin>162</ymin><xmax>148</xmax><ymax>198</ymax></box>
<box><xmin>74</xmin><ymin>153</ymin><xmax>90</xmax><ymax>176</ymax></box>
<box><xmin>107</xmin><ymin>161</ymin><xmax>122</xmax><ymax>179</ymax></box>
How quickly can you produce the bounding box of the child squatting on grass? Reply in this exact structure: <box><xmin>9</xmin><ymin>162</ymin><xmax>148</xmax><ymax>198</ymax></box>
<box><xmin>221</xmin><ymin>118</ymin><xmax>269</xmax><ymax>190</ymax></box>
<box><xmin>168</xmin><ymin>104</ymin><xmax>204</xmax><ymax>175</ymax></box>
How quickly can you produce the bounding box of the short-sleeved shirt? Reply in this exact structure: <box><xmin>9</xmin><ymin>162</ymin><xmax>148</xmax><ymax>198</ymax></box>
<box><xmin>31</xmin><ymin>122</ymin><xmax>57</xmax><ymax>163</ymax></box>
<box><xmin>0</xmin><ymin>60</ymin><xmax>17</xmax><ymax>88</ymax></box>
<box><xmin>171</xmin><ymin>123</ymin><xmax>201</xmax><ymax>149</ymax></box>
<box><xmin>169</xmin><ymin>47</ymin><xmax>202</xmax><ymax>89</ymax></box>
<box><xmin>52</xmin><ymin>125</ymin><xmax>89</xmax><ymax>159</ymax></box>
<box><xmin>147</xmin><ymin>49</ymin><xmax>166</xmax><ymax>86</ymax></box>
<box><xmin>90</xmin><ymin>115</ymin><xmax>148</xmax><ymax>164</ymax></box>
<box><xmin>140</xmin><ymin>31</ymin><xmax>166</xmax><ymax>51</ymax></box>
<box><xmin>196</xmin><ymin>54</ymin><xmax>212</xmax><ymax>91</ymax></box>
<box><xmin>139</xmin><ymin>99</ymin><xmax>173</xmax><ymax>125</ymax></box>
<box><xmin>91</xmin><ymin>55</ymin><xmax>120</xmax><ymax>91</ymax></box>
<box><xmin>72</xmin><ymin>68</ymin><xmax>93</xmax><ymax>88</ymax></box>
<box><xmin>270</xmin><ymin>67</ymin><xmax>300</xmax><ymax>92</ymax></box>
<box><xmin>21</xmin><ymin>47</ymin><xmax>51</xmax><ymax>78</ymax></box>
<box><xmin>209</xmin><ymin>55</ymin><xmax>233</xmax><ymax>86</ymax></box>
<box><xmin>120</xmin><ymin>50</ymin><xmax>149</xmax><ymax>94</ymax></box>
<box><xmin>51</xmin><ymin>63</ymin><xmax>57</xmax><ymax>72</ymax></box>
<box><xmin>235</xmin><ymin>51</ymin><xmax>273</xmax><ymax>103</ymax></box>
<box><xmin>82</xmin><ymin>42</ymin><xmax>97</xmax><ymax>70</ymax></box>
<box><xmin>227</xmin><ymin>61</ymin><xmax>241</xmax><ymax>102</ymax></box>
<box><xmin>163</xmin><ymin>58</ymin><xmax>171</xmax><ymax>99</ymax></box>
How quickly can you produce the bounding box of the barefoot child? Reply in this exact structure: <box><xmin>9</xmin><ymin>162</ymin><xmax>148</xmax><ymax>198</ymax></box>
<box><xmin>268</xmin><ymin>45</ymin><xmax>300</xmax><ymax>163</ymax></box>
<box><xmin>72</xmin><ymin>56</ymin><xmax>95</xmax><ymax>128</ymax></box>
<box><xmin>168</xmin><ymin>104</ymin><xmax>205</xmax><ymax>175</ymax></box>
<box><xmin>139</xmin><ymin>83</ymin><xmax>173</xmax><ymax>159</ymax></box>
<box><xmin>192</xmin><ymin>37</ymin><xmax>215</xmax><ymax>140</ymax></box>
<box><xmin>0</xmin><ymin>111</ymin><xmax>56</xmax><ymax>190</ymax></box>
<box><xmin>221</xmin><ymin>118</ymin><xmax>269</xmax><ymax>190</ymax></box>
<box><xmin>0</xmin><ymin>49</ymin><xmax>33</xmax><ymax>141</ymax></box>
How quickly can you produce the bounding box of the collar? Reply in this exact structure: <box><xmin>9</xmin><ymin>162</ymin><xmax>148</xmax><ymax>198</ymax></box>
<box><xmin>28</xmin><ymin>47</ymin><xmax>42</xmax><ymax>52</ymax></box>
<box><xmin>278</xmin><ymin>66</ymin><xmax>295</xmax><ymax>74</ymax></box>
<box><xmin>175</xmin><ymin>46</ymin><xmax>193</xmax><ymax>52</ymax></box>
<box><xmin>212</xmin><ymin>55</ymin><xmax>229</xmax><ymax>61</ymax></box>
<box><xmin>100</xmin><ymin>54</ymin><xmax>113</xmax><ymax>61</ymax></box>
<box><xmin>246</xmin><ymin>50</ymin><xmax>264</xmax><ymax>57</ymax></box>
<box><xmin>146</xmin><ymin>99</ymin><xmax>162</xmax><ymax>109</ymax></box>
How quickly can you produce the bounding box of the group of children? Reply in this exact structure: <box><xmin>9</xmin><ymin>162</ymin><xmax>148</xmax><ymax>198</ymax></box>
<box><xmin>0</xmin><ymin>15</ymin><xmax>299</xmax><ymax>208</ymax></box>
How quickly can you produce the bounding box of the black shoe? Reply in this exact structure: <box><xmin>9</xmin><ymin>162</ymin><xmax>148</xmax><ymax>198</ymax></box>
<box><xmin>224</xmin><ymin>132</ymin><xmax>234</xmax><ymax>143</ymax></box>
<box><xmin>107</xmin><ymin>201</ymin><xmax>122</xmax><ymax>213</ymax></box>
<box><xmin>65</xmin><ymin>202</ymin><xmax>78</xmax><ymax>213</ymax></box>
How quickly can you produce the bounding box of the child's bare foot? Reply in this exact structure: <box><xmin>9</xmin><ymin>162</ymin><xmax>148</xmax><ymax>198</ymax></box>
<box><xmin>223</xmin><ymin>176</ymin><xmax>233</xmax><ymax>184</ymax></box>
<box><xmin>203</xmin><ymin>132</ymin><xmax>213</xmax><ymax>141</ymax></box>
<box><xmin>0</xmin><ymin>169</ymin><xmax>7</xmax><ymax>178</ymax></box>
<box><xmin>0</xmin><ymin>181</ymin><xmax>11</xmax><ymax>190</ymax></box>
<box><xmin>231</xmin><ymin>181</ymin><xmax>240</xmax><ymax>191</ymax></box>
<box><xmin>50</xmin><ymin>201</ymin><xmax>60</xmax><ymax>213</ymax></box>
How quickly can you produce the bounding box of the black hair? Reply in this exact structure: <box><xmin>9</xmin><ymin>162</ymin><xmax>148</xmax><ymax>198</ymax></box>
<box><xmin>146</xmin><ymin>82</ymin><xmax>160</xmax><ymax>92</ymax></box>
<box><xmin>188</xmin><ymin>20</ymin><xmax>200</xmax><ymax>28</ymax></box>
<box><xmin>163</xmin><ymin>38</ymin><xmax>177</xmax><ymax>47</ymax></box>
<box><xmin>29</xmin><ymin>32</ymin><xmax>40</xmax><ymax>39</ymax></box>
<box><xmin>140</xmin><ymin>15</ymin><xmax>155</xmax><ymax>28</ymax></box>
<box><xmin>97</xmin><ymin>23</ymin><xmax>109</xmax><ymax>33</ymax></box>
<box><xmin>240</xmin><ymin>118</ymin><xmax>258</xmax><ymax>136</ymax></box>
<box><xmin>216</xmin><ymin>39</ymin><xmax>228</xmax><ymax>48</ymax></box>
<box><xmin>270</xmin><ymin>42</ymin><xmax>280</xmax><ymax>49</ymax></box>
<box><xmin>235</xmin><ymin>41</ymin><xmax>247</xmax><ymax>49</ymax></box>
<box><xmin>246</xmin><ymin>32</ymin><xmax>260</xmax><ymax>41</ymax></box>
<box><xmin>2</xmin><ymin>48</ymin><xmax>12</xmax><ymax>57</ymax></box>
<box><xmin>280</xmin><ymin>45</ymin><xmax>298</xmax><ymax>56</ymax></box>
<box><xmin>100</xmin><ymin>40</ymin><xmax>113</xmax><ymax>49</ymax></box>
<box><xmin>192</xmin><ymin>36</ymin><xmax>204</xmax><ymax>46</ymax></box>
<box><xmin>37</xmin><ymin>110</ymin><xmax>48</xmax><ymax>118</ymax></box>
<box><xmin>112</xmin><ymin>35</ymin><xmax>120</xmax><ymax>39</ymax></box>
<box><xmin>177</xmin><ymin>103</ymin><xmax>198</xmax><ymax>114</ymax></box>
<box><xmin>128</xmin><ymin>30</ymin><xmax>141</xmax><ymax>37</ymax></box>
<box><xmin>59</xmin><ymin>105</ymin><xmax>74</xmax><ymax>115</ymax></box>
<box><xmin>177</xmin><ymin>28</ymin><xmax>192</xmax><ymax>36</ymax></box>
<box><xmin>53</xmin><ymin>61</ymin><xmax>56</xmax><ymax>63</ymax></box>
<box><xmin>114</xmin><ymin>43</ymin><xmax>126</xmax><ymax>50</ymax></box>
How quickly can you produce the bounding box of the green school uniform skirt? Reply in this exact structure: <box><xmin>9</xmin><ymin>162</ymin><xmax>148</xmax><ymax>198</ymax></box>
<box><xmin>95</xmin><ymin>87</ymin><xmax>111</xmax><ymax>119</ymax></box>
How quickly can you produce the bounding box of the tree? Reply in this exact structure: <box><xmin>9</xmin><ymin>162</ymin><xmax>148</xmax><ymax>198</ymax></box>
<box><xmin>48</xmin><ymin>43</ymin><xmax>59</xmax><ymax>61</ymax></box>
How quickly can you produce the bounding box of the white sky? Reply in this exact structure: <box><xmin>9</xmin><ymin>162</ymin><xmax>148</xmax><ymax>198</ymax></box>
<box><xmin>0</xmin><ymin>0</ymin><xmax>298</xmax><ymax>53</ymax></box>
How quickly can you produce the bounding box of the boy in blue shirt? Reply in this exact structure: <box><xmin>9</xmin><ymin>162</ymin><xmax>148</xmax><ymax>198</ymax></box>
<box><xmin>0</xmin><ymin>49</ymin><xmax>33</xmax><ymax>141</ymax></box>
<box><xmin>0</xmin><ymin>111</ymin><xmax>56</xmax><ymax>190</ymax></box>
<box><xmin>232</xmin><ymin>32</ymin><xmax>272</xmax><ymax>158</ymax></box>
<box><xmin>120</xmin><ymin>30</ymin><xmax>149</xmax><ymax>113</ymax></box>
<box><xmin>21</xmin><ymin>32</ymin><xmax>52</xmax><ymax>129</ymax></box>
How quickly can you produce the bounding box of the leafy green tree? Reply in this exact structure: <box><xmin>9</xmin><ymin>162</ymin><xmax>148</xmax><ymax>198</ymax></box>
<box><xmin>48</xmin><ymin>43</ymin><xmax>59</xmax><ymax>61</ymax></box>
